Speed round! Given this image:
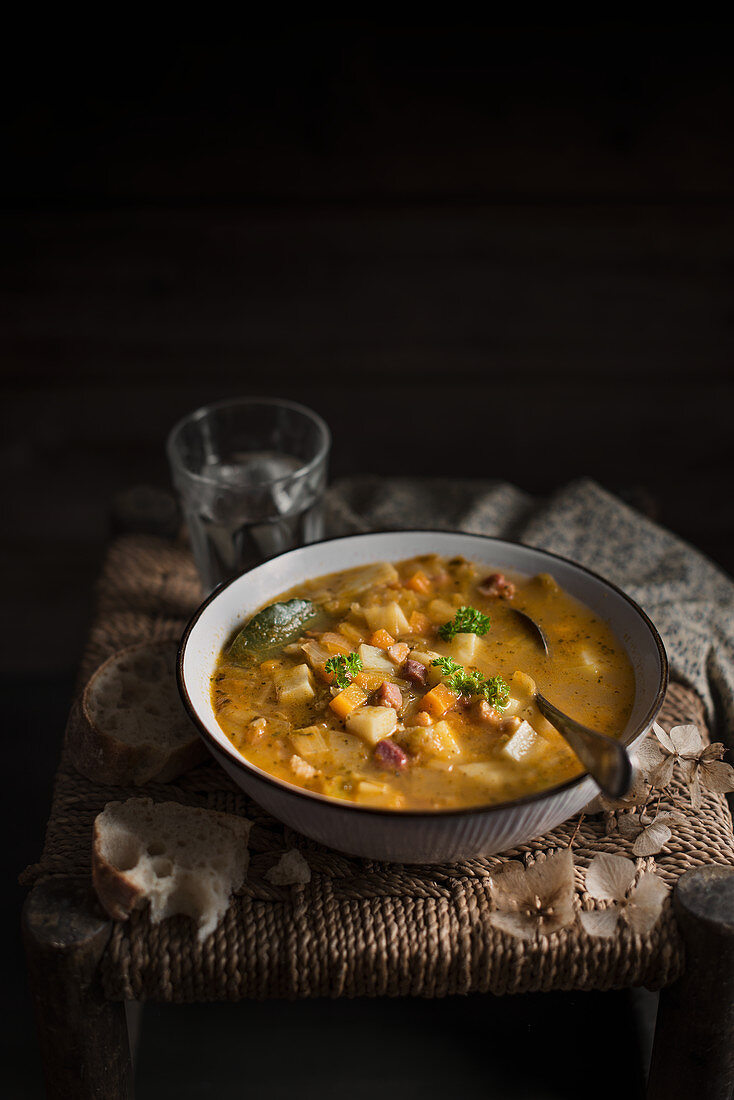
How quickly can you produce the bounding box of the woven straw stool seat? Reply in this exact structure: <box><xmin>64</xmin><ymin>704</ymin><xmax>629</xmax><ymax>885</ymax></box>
<box><xmin>24</xmin><ymin>535</ymin><xmax>734</xmax><ymax>1005</ymax></box>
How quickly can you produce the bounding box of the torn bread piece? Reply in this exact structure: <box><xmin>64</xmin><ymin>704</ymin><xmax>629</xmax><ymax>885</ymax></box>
<box><xmin>67</xmin><ymin>641</ymin><xmax>207</xmax><ymax>784</ymax></box>
<box><xmin>92</xmin><ymin>798</ymin><xmax>251</xmax><ymax>942</ymax></box>
<box><xmin>265</xmin><ymin>848</ymin><xmax>311</xmax><ymax>886</ymax></box>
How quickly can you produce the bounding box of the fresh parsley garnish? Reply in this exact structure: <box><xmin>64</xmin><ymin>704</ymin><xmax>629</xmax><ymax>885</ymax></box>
<box><xmin>438</xmin><ymin>606</ymin><xmax>491</xmax><ymax>642</ymax></box>
<box><xmin>431</xmin><ymin>657</ymin><xmax>509</xmax><ymax>709</ymax></box>
<box><xmin>431</xmin><ymin>656</ymin><xmax>464</xmax><ymax>682</ymax></box>
<box><xmin>476</xmin><ymin>675</ymin><xmax>510</xmax><ymax>709</ymax></box>
<box><xmin>325</xmin><ymin>652</ymin><xmax>363</xmax><ymax>689</ymax></box>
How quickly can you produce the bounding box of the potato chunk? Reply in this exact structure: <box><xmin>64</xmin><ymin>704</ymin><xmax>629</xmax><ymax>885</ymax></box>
<box><xmin>450</xmin><ymin>632</ymin><xmax>481</xmax><ymax>664</ymax></box>
<box><xmin>337</xmin><ymin>621</ymin><xmax>366</xmax><ymax>646</ymax></box>
<box><xmin>357</xmin><ymin>643</ymin><xmax>395</xmax><ymax>673</ymax></box>
<box><xmin>363</xmin><ymin>602</ymin><xmax>411</xmax><ymax>637</ymax></box>
<box><xmin>564</xmin><ymin>646</ymin><xmax>609</xmax><ymax>677</ymax></box>
<box><xmin>346</xmin><ymin>706</ymin><xmax>398</xmax><ymax>745</ymax></box>
<box><xmin>400</xmin><ymin>720</ymin><xmax>460</xmax><ymax>759</ymax></box>
<box><xmin>300</xmin><ymin>640</ymin><xmax>331</xmax><ymax>669</ymax></box>
<box><xmin>274</xmin><ymin>663</ymin><xmax>315</xmax><ymax>706</ymax></box>
<box><xmin>504</xmin><ymin>671</ymin><xmax>556</xmax><ymax>737</ymax></box>
<box><xmin>501</xmin><ymin>719</ymin><xmax>540</xmax><ymax>761</ymax></box>
<box><xmin>426</xmin><ymin>598</ymin><xmax>455</xmax><ymax>625</ymax></box>
<box><xmin>355</xmin><ymin>779</ymin><xmax>403</xmax><ymax>808</ymax></box>
<box><xmin>290</xmin><ymin>726</ymin><xmax>330</xmax><ymax>758</ymax></box>
<box><xmin>457</xmin><ymin>761</ymin><xmax>505</xmax><ymax>791</ymax></box>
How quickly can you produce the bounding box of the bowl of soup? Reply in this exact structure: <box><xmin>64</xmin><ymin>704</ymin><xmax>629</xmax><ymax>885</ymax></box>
<box><xmin>178</xmin><ymin>531</ymin><xmax>667</xmax><ymax>862</ymax></box>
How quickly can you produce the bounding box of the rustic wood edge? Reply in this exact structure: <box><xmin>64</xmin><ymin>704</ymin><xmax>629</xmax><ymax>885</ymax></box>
<box><xmin>646</xmin><ymin>864</ymin><xmax>734</xmax><ymax>1100</ymax></box>
<box><xmin>22</xmin><ymin>874</ymin><xmax>133</xmax><ymax>1100</ymax></box>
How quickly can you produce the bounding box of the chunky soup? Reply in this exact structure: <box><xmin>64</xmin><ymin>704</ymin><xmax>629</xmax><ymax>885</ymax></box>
<box><xmin>211</xmin><ymin>556</ymin><xmax>635</xmax><ymax>810</ymax></box>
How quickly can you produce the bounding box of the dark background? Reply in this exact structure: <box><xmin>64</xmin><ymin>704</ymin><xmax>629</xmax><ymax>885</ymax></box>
<box><xmin>3</xmin><ymin>20</ymin><xmax>733</xmax><ymax>1097</ymax></box>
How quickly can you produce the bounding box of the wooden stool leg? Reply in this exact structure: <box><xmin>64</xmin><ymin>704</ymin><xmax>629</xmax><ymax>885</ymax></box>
<box><xmin>22</xmin><ymin>874</ymin><xmax>133</xmax><ymax>1100</ymax></box>
<box><xmin>647</xmin><ymin>865</ymin><xmax>734</xmax><ymax>1100</ymax></box>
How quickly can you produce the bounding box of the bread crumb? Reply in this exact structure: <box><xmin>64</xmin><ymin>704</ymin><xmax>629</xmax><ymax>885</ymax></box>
<box><xmin>265</xmin><ymin>848</ymin><xmax>311</xmax><ymax>886</ymax></box>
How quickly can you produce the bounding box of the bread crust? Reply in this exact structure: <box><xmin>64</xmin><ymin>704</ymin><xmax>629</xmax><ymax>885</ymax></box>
<box><xmin>91</xmin><ymin>799</ymin><xmax>252</xmax><ymax>935</ymax></box>
<box><xmin>91</xmin><ymin>813</ymin><xmax>146</xmax><ymax>920</ymax></box>
<box><xmin>66</xmin><ymin>640</ymin><xmax>208</xmax><ymax>785</ymax></box>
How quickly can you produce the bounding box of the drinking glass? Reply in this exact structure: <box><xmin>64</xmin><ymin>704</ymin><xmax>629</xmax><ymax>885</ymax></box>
<box><xmin>167</xmin><ymin>398</ymin><xmax>331</xmax><ymax>591</ymax></box>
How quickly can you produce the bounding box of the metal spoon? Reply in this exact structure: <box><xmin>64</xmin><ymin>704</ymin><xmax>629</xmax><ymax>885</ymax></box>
<box><xmin>510</xmin><ymin>608</ymin><xmax>632</xmax><ymax>799</ymax></box>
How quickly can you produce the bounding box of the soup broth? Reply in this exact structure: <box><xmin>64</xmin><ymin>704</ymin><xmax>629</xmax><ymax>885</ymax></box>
<box><xmin>211</xmin><ymin>555</ymin><xmax>635</xmax><ymax>810</ymax></box>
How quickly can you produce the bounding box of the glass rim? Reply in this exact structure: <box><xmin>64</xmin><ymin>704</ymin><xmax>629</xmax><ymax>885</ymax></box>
<box><xmin>166</xmin><ymin>397</ymin><xmax>331</xmax><ymax>489</ymax></box>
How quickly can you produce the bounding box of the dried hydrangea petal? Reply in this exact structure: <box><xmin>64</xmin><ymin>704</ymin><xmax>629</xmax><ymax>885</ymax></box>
<box><xmin>700</xmin><ymin>758</ymin><xmax>734</xmax><ymax>795</ymax></box>
<box><xmin>579</xmin><ymin>908</ymin><xmax>620</xmax><ymax>938</ymax></box>
<box><xmin>625</xmin><ymin>872</ymin><xmax>669</xmax><ymax>935</ymax></box>
<box><xmin>488</xmin><ymin>850</ymin><xmax>576</xmax><ymax>939</ymax></box>
<box><xmin>632</xmin><ymin>821</ymin><xmax>672</xmax><ymax>856</ymax></box>
<box><xmin>668</xmin><ymin>724</ymin><xmax>703</xmax><ymax>757</ymax></box>
<box><xmin>686</xmin><ymin>769</ymin><xmax>703</xmax><ymax>811</ymax></box>
<box><xmin>487</xmin><ymin>860</ymin><xmax>524</xmax><ymax>888</ymax></box>
<box><xmin>528</xmin><ymin>848</ymin><xmax>575</xmax><ymax>895</ymax></box>
<box><xmin>631</xmin><ymin>870</ymin><xmax>669</xmax><ymax>908</ymax></box>
<box><xmin>624</xmin><ymin>772</ymin><xmax>654</xmax><ymax>805</ymax></box>
<box><xmin>651</xmin><ymin>721</ymin><xmax>676</xmax><ymax>753</ymax></box>
<box><xmin>625</xmin><ymin>905</ymin><xmax>660</xmax><ymax>936</ymax></box>
<box><xmin>488</xmin><ymin>910</ymin><xmax>540</xmax><ymax>941</ymax></box>
<box><xmin>649</xmin><ymin>755</ymin><xmax>676</xmax><ymax>788</ymax></box>
<box><xmin>629</xmin><ymin>810</ymin><xmax>684</xmax><ymax>856</ymax></box>
<box><xmin>635</xmin><ymin>739</ymin><xmax>667</xmax><ymax>773</ymax></box>
<box><xmin>617</xmin><ymin>812</ymin><xmax>644</xmax><ymax>839</ymax></box>
<box><xmin>489</xmin><ymin>864</ymin><xmax>534</xmax><ymax>911</ymax></box>
<box><xmin>657</xmin><ymin>810</ymin><xmax>686</xmax><ymax>826</ymax></box>
<box><xmin>585</xmin><ymin>853</ymin><xmax>636</xmax><ymax>902</ymax></box>
<box><xmin>679</xmin><ymin>757</ymin><xmax>697</xmax><ymax>783</ymax></box>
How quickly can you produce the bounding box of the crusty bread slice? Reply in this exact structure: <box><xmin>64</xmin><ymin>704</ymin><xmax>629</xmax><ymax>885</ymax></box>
<box><xmin>67</xmin><ymin>641</ymin><xmax>207</xmax><ymax>785</ymax></box>
<box><xmin>92</xmin><ymin>798</ymin><xmax>251</xmax><ymax>942</ymax></box>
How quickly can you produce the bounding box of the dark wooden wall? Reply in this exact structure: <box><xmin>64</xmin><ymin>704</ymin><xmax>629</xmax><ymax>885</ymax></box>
<box><xmin>4</xmin><ymin>19</ymin><xmax>734</xmax><ymax>658</ymax></box>
<box><xmin>4</xmin><ymin>21</ymin><xmax>734</xmax><ymax>680</ymax></box>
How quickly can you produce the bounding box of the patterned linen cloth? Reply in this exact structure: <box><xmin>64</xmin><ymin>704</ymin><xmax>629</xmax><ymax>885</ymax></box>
<box><xmin>324</xmin><ymin>476</ymin><xmax>734</xmax><ymax>742</ymax></box>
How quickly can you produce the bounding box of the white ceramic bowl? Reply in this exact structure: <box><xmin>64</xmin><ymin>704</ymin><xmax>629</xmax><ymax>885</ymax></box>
<box><xmin>178</xmin><ymin>531</ymin><xmax>667</xmax><ymax>863</ymax></box>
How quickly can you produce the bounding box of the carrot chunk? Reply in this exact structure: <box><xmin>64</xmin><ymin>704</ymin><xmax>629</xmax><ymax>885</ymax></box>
<box><xmin>329</xmin><ymin>683</ymin><xmax>367</xmax><ymax>719</ymax></box>
<box><xmin>369</xmin><ymin>628</ymin><xmax>396</xmax><ymax>650</ymax></box>
<box><xmin>405</xmin><ymin>571</ymin><xmax>432</xmax><ymax>594</ymax></box>
<box><xmin>408</xmin><ymin>611</ymin><xmax>432</xmax><ymax>636</ymax></box>
<box><xmin>354</xmin><ymin>670</ymin><xmax>388</xmax><ymax>692</ymax></box>
<box><xmin>386</xmin><ymin>642</ymin><xmax>410</xmax><ymax>665</ymax></box>
<box><xmin>418</xmin><ymin>683</ymin><xmax>458</xmax><ymax>718</ymax></box>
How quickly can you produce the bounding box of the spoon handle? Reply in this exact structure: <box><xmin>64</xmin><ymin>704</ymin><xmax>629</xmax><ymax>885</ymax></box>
<box><xmin>535</xmin><ymin>692</ymin><xmax>632</xmax><ymax>799</ymax></box>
